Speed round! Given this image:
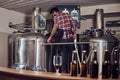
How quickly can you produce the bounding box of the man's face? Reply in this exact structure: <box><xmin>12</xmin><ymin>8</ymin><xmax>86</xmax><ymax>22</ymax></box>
<box><xmin>52</xmin><ymin>11</ymin><xmax>59</xmax><ymax>16</ymax></box>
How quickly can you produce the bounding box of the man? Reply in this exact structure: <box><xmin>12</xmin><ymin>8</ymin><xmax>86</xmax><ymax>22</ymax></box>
<box><xmin>47</xmin><ymin>7</ymin><xmax>76</xmax><ymax>73</ymax></box>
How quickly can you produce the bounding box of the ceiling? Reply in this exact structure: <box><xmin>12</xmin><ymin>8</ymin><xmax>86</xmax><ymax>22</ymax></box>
<box><xmin>0</xmin><ymin>0</ymin><xmax>120</xmax><ymax>14</ymax></box>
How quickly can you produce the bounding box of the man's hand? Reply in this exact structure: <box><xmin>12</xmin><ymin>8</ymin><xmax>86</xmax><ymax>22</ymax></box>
<box><xmin>47</xmin><ymin>36</ymin><xmax>52</xmax><ymax>43</ymax></box>
<box><xmin>73</xmin><ymin>33</ymin><xmax>76</xmax><ymax>40</ymax></box>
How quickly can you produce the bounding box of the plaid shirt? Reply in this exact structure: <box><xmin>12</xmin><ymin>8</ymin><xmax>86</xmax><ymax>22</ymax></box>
<box><xmin>54</xmin><ymin>13</ymin><xmax>75</xmax><ymax>39</ymax></box>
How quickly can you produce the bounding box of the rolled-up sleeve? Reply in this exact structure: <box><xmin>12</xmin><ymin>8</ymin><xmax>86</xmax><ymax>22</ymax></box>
<box><xmin>54</xmin><ymin>16</ymin><xmax>58</xmax><ymax>28</ymax></box>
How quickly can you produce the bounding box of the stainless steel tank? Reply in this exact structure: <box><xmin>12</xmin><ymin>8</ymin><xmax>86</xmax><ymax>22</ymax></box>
<box><xmin>8</xmin><ymin>32</ymin><xmax>46</xmax><ymax>71</ymax></box>
<box><xmin>89</xmin><ymin>29</ymin><xmax>119</xmax><ymax>76</ymax></box>
<box><xmin>79</xmin><ymin>9</ymin><xmax>119</xmax><ymax>76</ymax></box>
<box><xmin>8</xmin><ymin>7</ymin><xmax>47</xmax><ymax>71</ymax></box>
<box><xmin>88</xmin><ymin>9</ymin><xmax>119</xmax><ymax>76</ymax></box>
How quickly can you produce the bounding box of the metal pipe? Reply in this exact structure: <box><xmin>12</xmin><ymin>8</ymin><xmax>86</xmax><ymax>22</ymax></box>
<box><xmin>95</xmin><ymin>9</ymin><xmax>104</xmax><ymax>29</ymax></box>
<box><xmin>32</xmin><ymin>7</ymin><xmax>40</xmax><ymax>32</ymax></box>
<box><xmin>42</xmin><ymin>42</ymin><xmax>91</xmax><ymax>46</ymax></box>
<box><xmin>9</xmin><ymin>22</ymin><xmax>31</xmax><ymax>29</ymax></box>
<box><xmin>42</xmin><ymin>41</ymin><xmax>115</xmax><ymax>46</ymax></box>
<box><xmin>74</xmin><ymin>39</ymin><xmax>81</xmax><ymax>69</ymax></box>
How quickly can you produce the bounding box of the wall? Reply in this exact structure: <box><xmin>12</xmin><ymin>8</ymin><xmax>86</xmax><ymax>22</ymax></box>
<box><xmin>0</xmin><ymin>7</ymin><xmax>26</xmax><ymax>33</ymax></box>
<box><xmin>81</xmin><ymin>4</ymin><xmax>120</xmax><ymax>15</ymax></box>
<box><xmin>0</xmin><ymin>32</ymin><xmax>9</xmax><ymax>67</ymax></box>
<box><xmin>0</xmin><ymin>8</ymin><xmax>26</xmax><ymax>67</ymax></box>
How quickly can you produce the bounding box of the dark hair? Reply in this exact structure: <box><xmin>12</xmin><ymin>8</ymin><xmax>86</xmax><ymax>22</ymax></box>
<box><xmin>50</xmin><ymin>7</ymin><xmax>59</xmax><ymax>14</ymax></box>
